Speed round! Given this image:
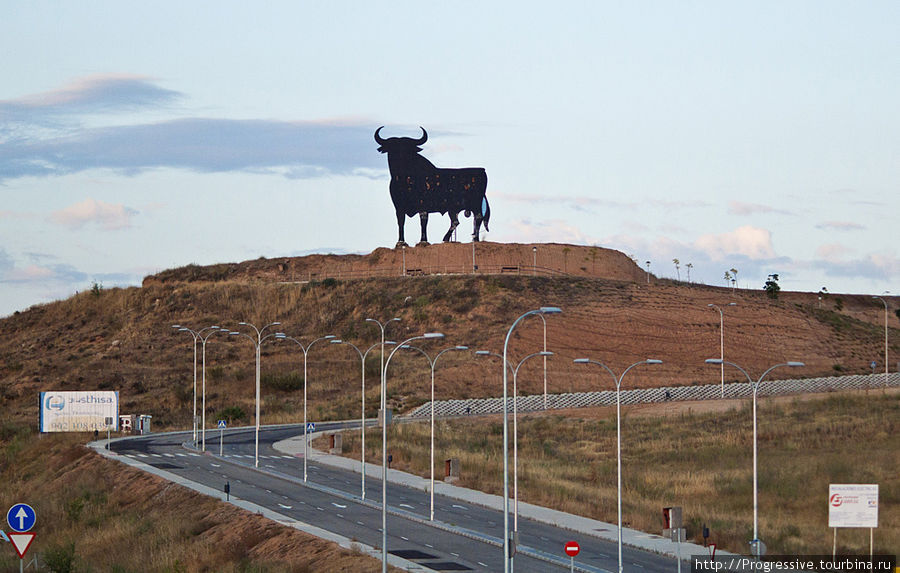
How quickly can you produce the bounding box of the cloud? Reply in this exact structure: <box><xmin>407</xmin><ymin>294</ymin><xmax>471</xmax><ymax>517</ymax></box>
<box><xmin>815</xmin><ymin>221</ymin><xmax>865</xmax><ymax>231</ymax></box>
<box><xmin>50</xmin><ymin>198</ymin><xmax>138</xmax><ymax>230</ymax></box>
<box><xmin>816</xmin><ymin>243</ymin><xmax>855</xmax><ymax>261</ymax></box>
<box><xmin>728</xmin><ymin>201</ymin><xmax>795</xmax><ymax>216</ymax></box>
<box><xmin>812</xmin><ymin>253</ymin><xmax>900</xmax><ymax>281</ymax></box>
<box><xmin>494</xmin><ymin>192</ymin><xmax>637</xmax><ymax>210</ymax></box>
<box><xmin>1</xmin><ymin>117</ymin><xmax>385</xmax><ymax>182</ymax></box>
<box><xmin>694</xmin><ymin>225</ymin><xmax>777</xmax><ymax>261</ymax></box>
<box><xmin>0</xmin><ymin>74</ymin><xmax>180</xmax><ymax>123</ymax></box>
<box><xmin>0</xmin><ymin>75</ymin><xmax>385</xmax><ymax>182</ymax></box>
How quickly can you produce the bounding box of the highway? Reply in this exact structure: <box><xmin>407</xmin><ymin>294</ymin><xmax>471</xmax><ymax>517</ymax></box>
<box><xmin>109</xmin><ymin>422</ymin><xmax>681</xmax><ymax>572</ymax></box>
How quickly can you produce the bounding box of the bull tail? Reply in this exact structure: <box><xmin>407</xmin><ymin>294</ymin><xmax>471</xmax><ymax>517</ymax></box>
<box><xmin>482</xmin><ymin>196</ymin><xmax>491</xmax><ymax>232</ymax></box>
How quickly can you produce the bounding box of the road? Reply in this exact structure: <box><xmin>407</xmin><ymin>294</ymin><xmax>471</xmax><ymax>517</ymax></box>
<box><xmin>109</xmin><ymin>422</ymin><xmax>681</xmax><ymax>572</ymax></box>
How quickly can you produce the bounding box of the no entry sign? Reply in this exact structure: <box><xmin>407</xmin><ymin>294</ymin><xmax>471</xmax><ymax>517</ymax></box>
<box><xmin>564</xmin><ymin>540</ymin><xmax>580</xmax><ymax>557</ymax></box>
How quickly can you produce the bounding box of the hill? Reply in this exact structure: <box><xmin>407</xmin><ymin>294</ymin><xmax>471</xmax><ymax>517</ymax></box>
<box><xmin>1</xmin><ymin>242</ymin><xmax>897</xmax><ymax>431</ymax></box>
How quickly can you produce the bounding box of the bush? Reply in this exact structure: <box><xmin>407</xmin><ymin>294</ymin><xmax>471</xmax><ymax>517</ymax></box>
<box><xmin>215</xmin><ymin>406</ymin><xmax>247</xmax><ymax>423</ymax></box>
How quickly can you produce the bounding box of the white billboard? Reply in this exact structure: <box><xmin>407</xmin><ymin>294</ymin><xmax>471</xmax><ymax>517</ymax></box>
<box><xmin>40</xmin><ymin>391</ymin><xmax>119</xmax><ymax>433</ymax></box>
<box><xmin>828</xmin><ymin>484</ymin><xmax>878</xmax><ymax>528</ymax></box>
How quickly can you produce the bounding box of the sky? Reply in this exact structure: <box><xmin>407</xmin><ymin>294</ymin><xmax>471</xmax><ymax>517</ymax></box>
<box><xmin>1</xmin><ymin>2</ymin><xmax>898</xmax><ymax>317</ymax></box>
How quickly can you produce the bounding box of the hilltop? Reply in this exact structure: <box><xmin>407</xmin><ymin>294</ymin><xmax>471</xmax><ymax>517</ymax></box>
<box><xmin>1</xmin><ymin>242</ymin><xmax>896</xmax><ymax>431</ymax></box>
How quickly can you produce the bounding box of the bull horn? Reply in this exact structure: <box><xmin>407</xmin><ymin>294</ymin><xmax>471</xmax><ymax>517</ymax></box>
<box><xmin>413</xmin><ymin>127</ymin><xmax>428</xmax><ymax>146</ymax></box>
<box><xmin>374</xmin><ymin>126</ymin><xmax>387</xmax><ymax>145</ymax></box>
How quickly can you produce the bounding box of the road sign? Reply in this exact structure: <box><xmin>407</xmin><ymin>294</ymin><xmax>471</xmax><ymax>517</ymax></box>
<box><xmin>217</xmin><ymin>420</ymin><xmax>226</xmax><ymax>428</ymax></box>
<box><xmin>9</xmin><ymin>533</ymin><xmax>35</xmax><ymax>559</ymax></box>
<box><xmin>564</xmin><ymin>540</ymin><xmax>580</xmax><ymax>557</ymax></box>
<box><xmin>6</xmin><ymin>504</ymin><xmax>35</xmax><ymax>533</ymax></box>
<box><xmin>0</xmin><ymin>529</ymin><xmax>8</xmax><ymax>543</ymax></box>
<box><xmin>307</xmin><ymin>422</ymin><xmax>316</xmax><ymax>432</ymax></box>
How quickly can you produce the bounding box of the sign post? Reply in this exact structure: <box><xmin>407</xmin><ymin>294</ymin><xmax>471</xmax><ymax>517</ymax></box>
<box><xmin>564</xmin><ymin>541</ymin><xmax>580</xmax><ymax>573</ymax></box>
<box><xmin>829</xmin><ymin>484</ymin><xmax>878</xmax><ymax>560</ymax></box>
<box><xmin>6</xmin><ymin>504</ymin><xmax>36</xmax><ymax>573</ymax></box>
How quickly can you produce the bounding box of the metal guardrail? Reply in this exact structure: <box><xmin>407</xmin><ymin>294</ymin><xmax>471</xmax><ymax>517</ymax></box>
<box><xmin>403</xmin><ymin>372</ymin><xmax>900</xmax><ymax>419</ymax></box>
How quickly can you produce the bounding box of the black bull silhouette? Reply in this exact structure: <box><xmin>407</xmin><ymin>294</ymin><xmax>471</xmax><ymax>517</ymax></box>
<box><xmin>375</xmin><ymin>127</ymin><xmax>490</xmax><ymax>247</ymax></box>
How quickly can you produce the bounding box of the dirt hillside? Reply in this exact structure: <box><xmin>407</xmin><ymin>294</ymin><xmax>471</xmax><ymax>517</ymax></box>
<box><xmin>1</xmin><ymin>242</ymin><xmax>897</xmax><ymax>431</ymax></box>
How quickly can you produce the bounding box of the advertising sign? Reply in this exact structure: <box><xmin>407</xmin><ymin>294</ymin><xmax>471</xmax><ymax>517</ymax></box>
<box><xmin>40</xmin><ymin>391</ymin><xmax>119</xmax><ymax>433</ymax></box>
<box><xmin>828</xmin><ymin>484</ymin><xmax>878</xmax><ymax>528</ymax></box>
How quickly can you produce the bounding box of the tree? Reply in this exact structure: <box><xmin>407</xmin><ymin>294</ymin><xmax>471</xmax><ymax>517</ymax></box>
<box><xmin>723</xmin><ymin>270</ymin><xmax>732</xmax><ymax>287</ymax></box>
<box><xmin>685</xmin><ymin>262</ymin><xmax>693</xmax><ymax>283</ymax></box>
<box><xmin>672</xmin><ymin>258</ymin><xmax>681</xmax><ymax>281</ymax></box>
<box><xmin>764</xmin><ymin>273</ymin><xmax>780</xmax><ymax>299</ymax></box>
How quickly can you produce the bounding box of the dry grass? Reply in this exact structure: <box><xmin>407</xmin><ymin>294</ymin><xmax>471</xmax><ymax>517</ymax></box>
<box><xmin>334</xmin><ymin>390</ymin><xmax>899</xmax><ymax>555</ymax></box>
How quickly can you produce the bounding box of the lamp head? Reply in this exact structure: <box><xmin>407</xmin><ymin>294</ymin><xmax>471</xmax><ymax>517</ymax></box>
<box><xmin>172</xmin><ymin>324</ymin><xmax>182</xmax><ymax>329</ymax></box>
<box><xmin>573</xmin><ymin>358</ymin><xmax>591</xmax><ymax>364</ymax></box>
<box><xmin>645</xmin><ymin>359</ymin><xmax>663</xmax><ymax>365</ymax></box>
<box><xmin>475</xmin><ymin>350</ymin><xmax>492</xmax><ymax>356</ymax></box>
<box><xmin>538</xmin><ymin>351</ymin><xmax>554</xmax><ymax>356</ymax></box>
<box><xmin>539</xmin><ymin>306</ymin><xmax>562</xmax><ymax>315</ymax></box>
<box><xmin>331</xmin><ymin>339</ymin><xmax>343</xmax><ymax>344</ymax></box>
<box><xmin>385</xmin><ymin>341</ymin><xmax>397</xmax><ymax>346</ymax></box>
<box><xmin>786</xmin><ymin>361</ymin><xmax>805</xmax><ymax>367</ymax></box>
<box><xmin>455</xmin><ymin>346</ymin><xmax>469</xmax><ymax>351</ymax></box>
<box><xmin>423</xmin><ymin>332</ymin><xmax>444</xmax><ymax>339</ymax></box>
<box><xmin>324</xmin><ymin>334</ymin><xmax>336</xmax><ymax>340</ymax></box>
<box><xmin>705</xmin><ymin>358</ymin><xmax>723</xmax><ymax>364</ymax></box>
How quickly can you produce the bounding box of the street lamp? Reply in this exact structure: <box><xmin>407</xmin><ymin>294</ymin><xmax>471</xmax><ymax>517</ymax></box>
<box><xmin>274</xmin><ymin>333</ymin><xmax>336</xmax><ymax>480</ymax></box>
<box><xmin>532</xmin><ymin>245</ymin><xmax>537</xmax><ymax>276</ymax></box>
<box><xmin>498</xmin><ymin>307</ymin><xmax>561</xmax><ymax>573</ymax></box>
<box><xmin>708</xmin><ymin>303</ymin><xmax>737</xmax><ymax>397</ymax></box>
<box><xmin>400</xmin><ymin>344</ymin><xmax>468</xmax><ymax>520</ymax></box>
<box><xmin>574</xmin><ymin>357</ymin><xmax>662</xmax><ymax>573</ymax></box>
<box><xmin>705</xmin><ymin>358</ymin><xmax>804</xmax><ymax>555</ymax></box>
<box><xmin>365</xmin><ymin>318</ymin><xmax>401</xmax><ymax>418</ymax></box>
<box><xmin>380</xmin><ymin>332</ymin><xmax>445</xmax><ymax>572</ymax></box>
<box><xmin>330</xmin><ymin>339</ymin><xmax>396</xmax><ymax>499</ymax></box>
<box><xmin>229</xmin><ymin>321</ymin><xmax>281</xmax><ymax>467</ymax></box>
<box><xmin>172</xmin><ymin>324</ymin><xmax>221</xmax><ymax>446</ymax></box>
<box><xmin>872</xmin><ymin>296</ymin><xmax>889</xmax><ymax>388</ymax></box>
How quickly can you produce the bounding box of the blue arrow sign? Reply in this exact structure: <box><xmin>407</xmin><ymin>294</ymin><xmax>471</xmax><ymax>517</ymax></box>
<box><xmin>306</xmin><ymin>422</ymin><xmax>316</xmax><ymax>432</ymax></box>
<box><xmin>6</xmin><ymin>504</ymin><xmax>36</xmax><ymax>533</ymax></box>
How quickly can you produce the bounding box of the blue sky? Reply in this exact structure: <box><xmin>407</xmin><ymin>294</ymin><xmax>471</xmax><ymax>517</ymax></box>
<box><xmin>1</xmin><ymin>2</ymin><xmax>897</xmax><ymax>316</ymax></box>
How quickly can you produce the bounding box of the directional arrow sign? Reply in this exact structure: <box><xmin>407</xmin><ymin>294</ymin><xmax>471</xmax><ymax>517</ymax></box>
<box><xmin>10</xmin><ymin>533</ymin><xmax>35</xmax><ymax>559</ymax></box>
<box><xmin>6</xmin><ymin>504</ymin><xmax>35</xmax><ymax>533</ymax></box>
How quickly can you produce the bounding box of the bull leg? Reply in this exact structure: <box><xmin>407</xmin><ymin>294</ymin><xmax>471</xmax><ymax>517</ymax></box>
<box><xmin>417</xmin><ymin>211</ymin><xmax>430</xmax><ymax>246</ymax></box>
<box><xmin>395</xmin><ymin>210</ymin><xmax>407</xmax><ymax>248</ymax></box>
<box><xmin>443</xmin><ymin>211</ymin><xmax>460</xmax><ymax>242</ymax></box>
<box><xmin>472</xmin><ymin>212</ymin><xmax>483</xmax><ymax>242</ymax></box>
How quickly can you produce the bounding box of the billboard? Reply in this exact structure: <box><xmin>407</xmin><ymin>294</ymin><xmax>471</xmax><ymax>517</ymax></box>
<box><xmin>828</xmin><ymin>484</ymin><xmax>878</xmax><ymax>528</ymax></box>
<box><xmin>40</xmin><ymin>391</ymin><xmax>119</xmax><ymax>433</ymax></box>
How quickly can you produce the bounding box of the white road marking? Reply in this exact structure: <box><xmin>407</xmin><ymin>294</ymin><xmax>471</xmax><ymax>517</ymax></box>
<box><xmin>278</xmin><ymin>504</ymin><xmax>292</xmax><ymax>509</ymax></box>
<box><xmin>452</xmin><ymin>504</ymin><xmax>468</xmax><ymax>510</ymax></box>
<box><xmin>332</xmin><ymin>503</ymin><xmax>347</xmax><ymax>509</ymax></box>
<box><xmin>399</xmin><ymin>503</ymin><xmax>415</xmax><ymax>509</ymax></box>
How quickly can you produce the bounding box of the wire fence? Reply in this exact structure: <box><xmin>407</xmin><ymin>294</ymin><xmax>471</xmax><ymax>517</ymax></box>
<box><xmin>403</xmin><ymin>372</ymin><xmax>900</xmax><ymax>419</ymax></box>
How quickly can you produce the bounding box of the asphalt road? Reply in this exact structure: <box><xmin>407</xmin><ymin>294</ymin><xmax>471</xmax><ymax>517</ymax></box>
<box><xmin>110</xmin><ymin>423</ymin><xmax>679</xmax><ymax>572</ymax></box>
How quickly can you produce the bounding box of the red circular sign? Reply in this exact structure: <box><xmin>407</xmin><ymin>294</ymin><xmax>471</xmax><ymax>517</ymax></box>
<box><xmin>564</xmin><ymin>541</ymin><xmax>580</xmax><ymax>557</ymax></box>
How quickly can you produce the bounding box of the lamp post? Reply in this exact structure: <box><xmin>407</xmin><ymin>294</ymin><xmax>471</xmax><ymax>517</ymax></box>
<box><xmin>330</xmin><ymin>339</ymin><xmax>396</xmax><ymax>499</ymax></box>
<box><xmin>172</xmin><ymin>324</ymin><xmax>221</xmax><ymax>446</ymax></box>
<box><xmin>229</xmin><ymin>321</ymin><xmax>281</xmax><ymax>467</ymax></box>
<box><xmin>365</xmin><ymin>318</ymin><xmax>401</xmax><ymax>419</ymax></box>
<box><xmin>532</xmin><ymin>245</ymin><xmax>537</xmax><ymax>276</ymax></box>
<box><xmin>274</xmin><ymin>333</ymin><xmax>336</xmax><ymax>480</ymax></box>
<box><xmin>380</xmin><ymin>332</ymin><xmax>445</xmax><ymax>572</ymax></box>
<box><xmin>708</xmin><ymin>302</ymin><xmax>736</xmax><ymax>397</ymax></box>
<box><xmin>705</xmin><ymin>358</ymin><xmax>804</xmax><ymax>554</ymax></box>
<box><xmin>400</xmin><ymin>344</ymin><xmax>468</xmax><ymax>521</ymax></box>
<box><xmin>574</xmin><ymin>357</ymin><xmax>662</xmax><ymax>573</ymax></box>
<box><xmin>496</xmin><ymin>307</ymin><xmax>561</xmax><ymax>573</ymax></box>
<box><xmin>872</xmin><ymin>296</ymin><xmax>889</xmax><ymax>388</ymax></box>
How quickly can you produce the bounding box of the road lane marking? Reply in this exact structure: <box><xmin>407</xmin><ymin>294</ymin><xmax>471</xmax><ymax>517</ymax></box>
<box><xmin>278</xmin><ymin>504</ymin><xmax>292</xmax><ymax>509</ymax></box>
<box><xmin>332</xmin><ymin>503</ymin><xmax>347</xmax><ymax>509</ymax></box>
